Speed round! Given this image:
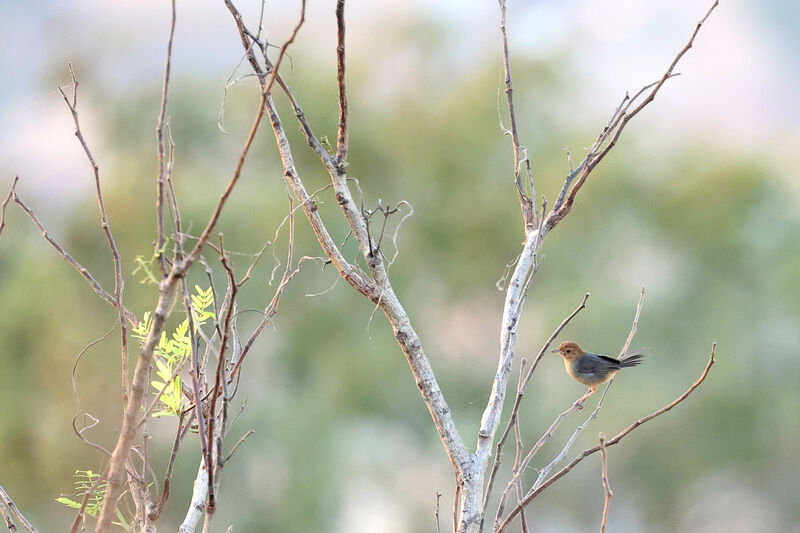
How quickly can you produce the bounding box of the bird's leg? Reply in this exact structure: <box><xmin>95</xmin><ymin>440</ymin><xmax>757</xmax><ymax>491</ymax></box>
<box><xmin>574</xmin><ymin>387</ymin><xmax>597</xmax><ymax>410</ymax></box>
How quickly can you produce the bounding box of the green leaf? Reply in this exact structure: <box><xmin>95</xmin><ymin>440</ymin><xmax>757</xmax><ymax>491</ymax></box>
<box><xmin>55</xmin><ymin>497</ymin><xmax>82</xmax><ymax>510</ymax></box>
<box><xmin>155</xmin><ymin>359</ymin><xmax>170</xmax><ymax>377</ymax></box>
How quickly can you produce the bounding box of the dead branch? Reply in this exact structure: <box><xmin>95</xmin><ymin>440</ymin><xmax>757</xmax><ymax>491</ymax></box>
<box><xmin>526</xmin><ymin>288</ymin><xmax>646</xmax><ymax>496</ymax></box>
<box><xmin>0</xmin><ymin>177</ymin><xmax>18</xmax><ymax>238</ymax></box>
<box><xmin>59</xmin><ymin>63</ymin><xmax>130</xmax><ymax>405</ymax></box>
<box><xmin>155</xmin><ymin>0</ymin><xmax>177</xmax><ymax>277</ymax></box>
<box><xmin>496</xmin><ymin>343</ymin><xmax>717</xmax><ymax>532</ymax></box>
<box><xmin>543</xmin><ymin>0</ymin><xmax>720</xmax><ymax>234</ymax></box>
<box><xmin>0</xmin><ymin>484</ymin><xmax>37</xmax><ymax>533</ymax></box>
<box><xmin>335</xmin><ymin>0</ymin><xmax>349</xmax><ymax>165</ymax></box>
<box><xmin>599</xmin><ymin>433</ymin><xmax>612</xmax><ymax>533</ymax></box>
<box><xmin>11</xmin><ymin>183</ymin><xmax>137</xmax><ymax>326</ymax></box>
<box><xmin>498</xmin><ymin>0</ymin><xmax>535</xmax><ymax>230</ymax></box>
<box><xmin>95</xmin><ymin>23</ymin><xmax>279</xmax><ymax>531</ymax></box>
<box><xmin>224</xmin><ymin>0</ymin><xmax>471</xmax><ymax>496</ymax></box>
<box><xmin>481</xmin><ymin>292</ymin><xmax>589</xmax><ymax>526</ymax></box>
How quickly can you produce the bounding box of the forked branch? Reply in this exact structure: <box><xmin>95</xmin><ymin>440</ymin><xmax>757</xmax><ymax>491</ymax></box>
<box><xmin>495</xmin><ymin>343</ymin><xmax>717</xmax><ymax>532</ymax></box>
<box><xmin>543</xmin><ymin>0</ymin><xmax>720</xmax><ymax>233</ymax></box>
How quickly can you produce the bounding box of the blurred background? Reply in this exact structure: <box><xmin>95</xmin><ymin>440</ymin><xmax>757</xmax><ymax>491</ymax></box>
<box><xmin>1</xmin><ymin>0</ymin><xmax>798</xmax><ymax>531</ymax></box>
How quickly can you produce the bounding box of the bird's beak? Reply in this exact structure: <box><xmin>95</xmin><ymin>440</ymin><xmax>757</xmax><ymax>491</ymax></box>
<box><xmin>551</xmin><ymin>348</ymin><xmax>561</xmax><ymax>354</ymax></box>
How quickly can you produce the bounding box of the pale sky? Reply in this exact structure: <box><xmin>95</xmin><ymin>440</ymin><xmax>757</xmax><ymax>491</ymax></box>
<box><xmin>1</xmin><ymin>0</ymin><xmax>797</xmax><ymax>202</ymax></box>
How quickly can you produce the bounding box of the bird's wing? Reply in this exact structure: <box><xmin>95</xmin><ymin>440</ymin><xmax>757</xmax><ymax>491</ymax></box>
<box><xmin>576</xmin><ymin>353</ymin><xmax>621</xmax><ymax>374</ymax></box>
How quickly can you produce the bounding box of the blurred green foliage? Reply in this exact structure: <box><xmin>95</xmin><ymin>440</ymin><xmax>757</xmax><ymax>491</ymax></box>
<box><xmin>1</xmin><ymin>6</ymin><xmax>799</xmax><ymax>533</ymax></box>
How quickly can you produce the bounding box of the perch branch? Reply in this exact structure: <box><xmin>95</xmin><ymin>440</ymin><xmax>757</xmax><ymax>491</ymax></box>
<box><xmin>481</xmin><ymin>292</ymin><xmax>589</xmax><ymax>524</ymax></box>
<box><xmin>496</xmin><ymin>343</ymin><xmax>717</xmax><ymax>532</ymax></box>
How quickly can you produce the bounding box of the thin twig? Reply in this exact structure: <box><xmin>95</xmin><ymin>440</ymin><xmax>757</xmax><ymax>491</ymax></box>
<box><xmin>96</xmin><ymin>0</ymin><xmax>297</xmax><ymax>523</ymax></box>
<box><xmin>495</xmin><ymin>343</ymin><xmax>717</xmax><ymax>532</ymax></box>
<box><xmin>0</xmin><ymin>498</ymin><xmax>16</xmax><ymax>532</ymax></box>
<box><xmin>511</xmin><ymin>361</ymin><xmax>529</xmax><ymax>533</ymax></box>
<box><xmin>155</xmin><ymin>0</ymin><xmax>177</xmax><ymax>277</ymax></box>
<box><xmin>0</xmin><ymin>176</ymin><xmax>19</xmax><ymax>238</ymax></box>
<box><xmin>149</xmin><ymin>411</ymin><xmax>194</xmax><ymax>521</ymax></box>
<box><xmin>335</xmin><ymin>0</ymin><xmax>349</xmax><ymax>165</ymax></box>
<box><xmin>205</xmin><ymin>234</ymin><xmax>238</xmax><ymax>516</ymax></box>
<box><xmin>223</xmin><ymin>430</ymin><xmax>255</xmax><ymax>463</ymax></box>
<box><xmin>434</xmin><ymin>492</ymin><xmax>442</xmax><ymax>533</ymax></box>
<box><xmin>529</xmin><ymin>286</ymin><xmax>647</xmax><ymax>494</ymax></box>
<box><xmin>0</xmin><ymin>484</ymin><xmax>37</xmax><ymax>533</ymax></box>
<box><xmin>181</xmin><ymin>274</ymin><xmax>211</xmax><ymax>495</ymax></box>
<box><xmin>619</xmin><ymin>285</ymin><xmax>645</xmax><ymax>356</ymax></box>
<box><xmin>493</xmin><ymin>393</ymin><xmax>585</xmax><ymax>529</ymax></box>
<box><xmin>11</xmin><ymin>183</ymin><xmax>137</xmax><ymax>326</ymax></box>
<box><xmin>498</xmin><ymin>0</ymin><xmax>535</xmax><ymax>230</ymax></box>
<box><xmin>69</xmin><ymin>464</ymin><xmax>109</xmax><ymax>533</ymax></box>
<box><xmin>229</xmin><ymin>195</ymin><xmax>297</xmax><ymax>380</ymax></box>
<box><xmin>70</xmin><ymin>323</ymin><xmax>117</xmax><ymax>458</ymax></box>
<box><xmin>165</xmin><ymin>121</ymin><xmax>183</xmax><ymax>249</ymax></box>
<box><xmin>59</xmin><ymin>64</ymin><xmax>130</xmax><ymax>406</ymax></box>
<box><xmin>543</xmin><ymin>0</ymin><xmax>719</xmax><ymax>234</ymax></box>
<box><xmin>599</xmin><ymin>433</ymin><xmax>612</xmax><ymax>533</ymax></box>
<box><xmin>481</xmin><ymin>292</ymin><xmax>589</xmax><ymax>526</ymax></box>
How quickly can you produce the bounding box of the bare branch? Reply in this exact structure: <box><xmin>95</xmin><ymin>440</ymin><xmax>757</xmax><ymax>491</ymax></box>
<box><xmin>599</xmin><ymin>433</ymin><xmax>612</xmax><ymax>533</ymax></box>
<box><xmin>496</xmin><ymin>343</ymin><xmax>717</xmax><ymax>532</ymax></box>
<box><xmin>335</xmin><ymin>0</ymin><xmax>349</xmax><ymax>165</ymax></box>
<box><xmin>149</xmin><ymin>412</ymin><xmax>194</xmax><ymax>522</ymax></box>
<box><xmin>11</xmin><ymin>183</ymin><xmax>137</xmax><ymax>326</ymax></box>
<box><xmin>498</xmin><ymin>0</ymin><xmax>535</xmax><ymax>230</ymax></box>
<box><xmin>70</xmin><ymin>323</ymin><xmax>117</xmax><ymax>457</ymax></box>
<box><xmin>179</xmin><ymin>458</ymin><xmax>210</xmax><ymax>533</ymax></box>
<box><xmin>205</xmin><ymin>234</ymin><xmax>239</xmax><ymax>516</ymax></box>
<box><xmin>473</xmin><ymin>227</ymin><xmax>540</xmax><ymax>502</ymax></box>
<box><xmin>223</xmin><ymin>430</ymin><xmax>255</xmax><ymax>463</ymax></box>
<box><xmin>0</xmin><ymin>176</ymin><xmax>18</xmax><ymax>238</ymax></box>
<box><xmin>165</xmin><ymin>121</ymin><xmax>183</xmax><ymax>248</ymax></box>
<box><xmin>524</xmin><ymin>287</ymin><xmax>648</xmax><ymax>498</ymax></box>
<box><xmin>0</xmin><ymin>484</ymin><xmax>37</xmax><ymax>533</ymax></box>
<box><xmin>492</xmin><ymin>394</ymin><xmax>585</xmax><ymax>529</ymax></box>
<box><xmin>435</xmin><ymin>492</ymin><xmax>442</xmax><ymax>533</ymax></box>
<box><xmin>225</xmin><ymin>0</ymin><xmax>471</xmax><ymax>486</ymax></box>
<box><xmin>543</xmin><ymin>0</ymin><xmax>719</xmax><ymax>234</ymax></box>
<box><xmin>95</xmin><ymin>7</ymin><xmax>289</xmax><ymax>524</ymax></box>
<box><xmin>482</xmin><ymin>292</ymin><xmax>589</xmax><ymax>524</ymax></box>
<box><xmin>229</xmin><ymin>197</ymin><xmax>298</xmax><ymax>380</ymax></box>
<box><xmin>0</xmin><ymin>498</ymin><xmax>15</xmax><ymax>533</ymax></box>
<box><xmin>155</xmin><ymin>0</ymin><xmax>177</xmax><ymax>277</ymax></box>
<box><xmin>619</xmin><ymin>286</ymin><xmax>645</xmax><ymax>357</ymax></box>
<box><xmin>59</xmin><ymin>63</ymin><xmax>131</xmax><ymax>406</ymax></box>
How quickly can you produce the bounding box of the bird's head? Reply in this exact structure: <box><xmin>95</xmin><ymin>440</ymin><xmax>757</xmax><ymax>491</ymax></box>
<box><xmin>551</xmin><ymin>341</ymin><xmax>584</xmax><ymax>361</ymax></box>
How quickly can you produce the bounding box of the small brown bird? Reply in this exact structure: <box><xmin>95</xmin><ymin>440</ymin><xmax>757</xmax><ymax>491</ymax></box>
<box><xmin>552</xmin><ymin>341</ymin><xmax>644</xmax><ymax>403</ymax></box>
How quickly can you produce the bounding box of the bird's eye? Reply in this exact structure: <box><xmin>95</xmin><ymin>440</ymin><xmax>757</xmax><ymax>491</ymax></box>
<box><xmin>566</xmin><ymin>349</ymin><xmax>571</xmax><ymax>353</ymax></box>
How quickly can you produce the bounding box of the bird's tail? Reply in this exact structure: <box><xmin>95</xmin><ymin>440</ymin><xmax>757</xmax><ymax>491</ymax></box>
<box><xmin>619</xmin><ymin>349</ymin><xmax>645</xmax><ymax>367</ymax></box>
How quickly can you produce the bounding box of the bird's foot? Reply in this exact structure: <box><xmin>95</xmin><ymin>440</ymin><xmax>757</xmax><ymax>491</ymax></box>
<box><xmin>574</xmin><ymin>389</ymin><xmax>596</xmax><ymax>410</ymax></box>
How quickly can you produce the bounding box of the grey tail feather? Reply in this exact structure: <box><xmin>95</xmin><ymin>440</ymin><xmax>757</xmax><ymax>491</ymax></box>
<box><xmin>620</xmin><ymin>350</ymin><xmax>645</xmax><ymax>367</ymax></box>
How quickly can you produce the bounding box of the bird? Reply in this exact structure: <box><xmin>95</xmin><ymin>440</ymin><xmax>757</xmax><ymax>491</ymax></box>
<box><xmin>551</xmin><ymin>341</ymin><xmax>644</xmax><ymax>404</ymax></box>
